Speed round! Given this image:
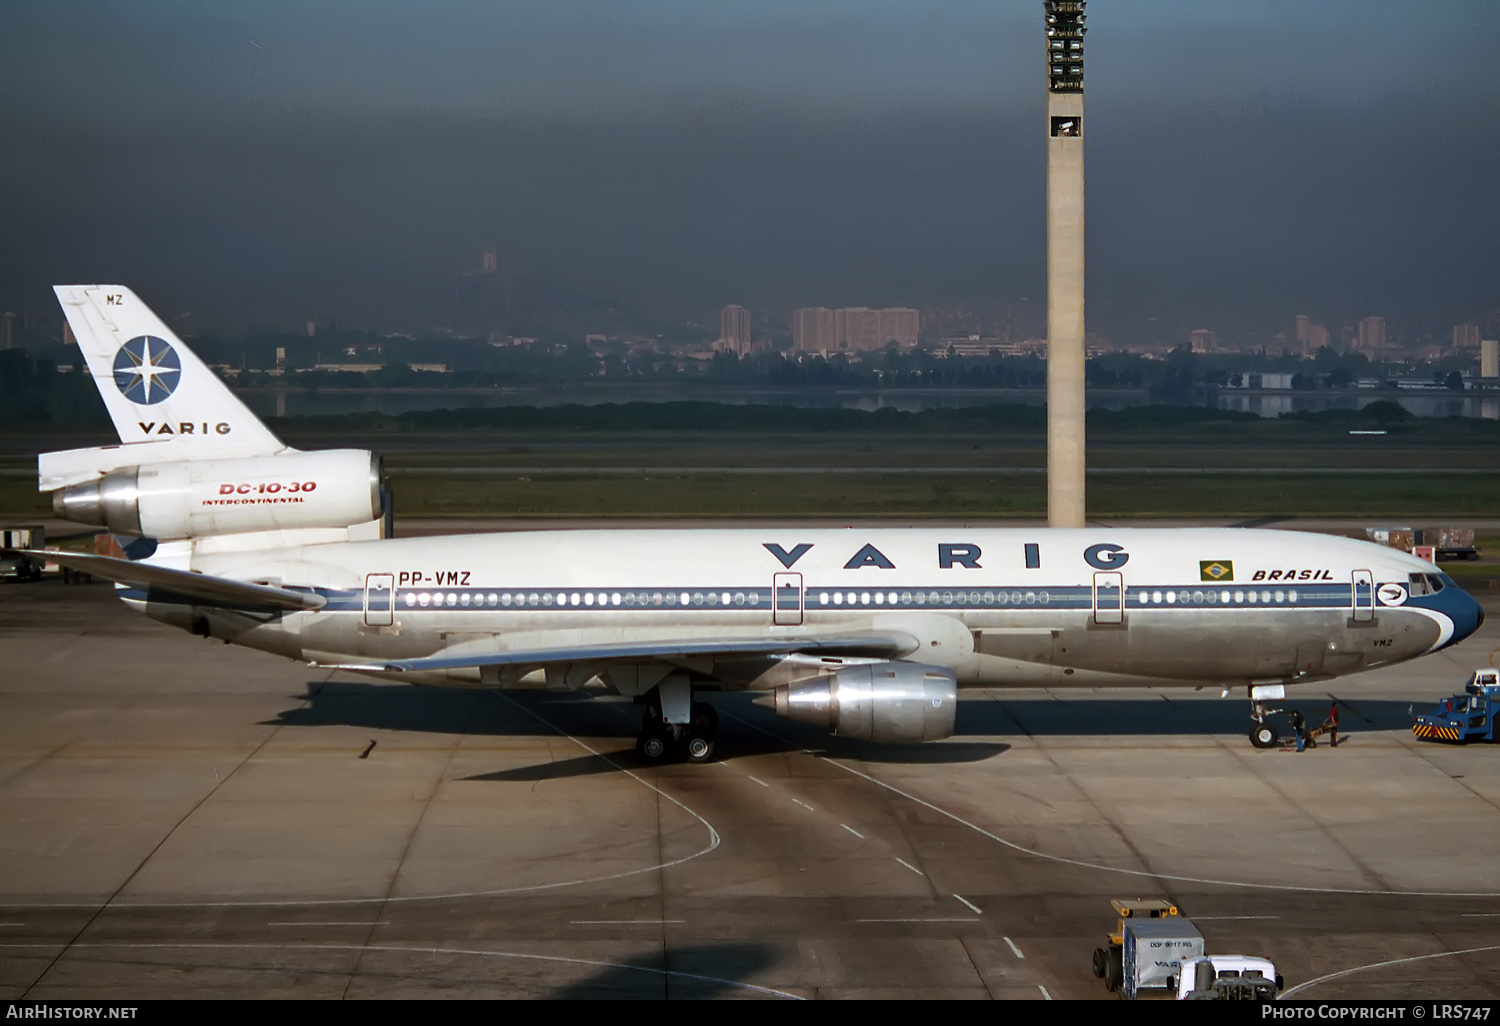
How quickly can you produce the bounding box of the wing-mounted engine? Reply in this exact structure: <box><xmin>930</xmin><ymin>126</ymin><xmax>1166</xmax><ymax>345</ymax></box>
<box><xmin>759</xmin><ymin>661</ymin><xmax>958</xmax><ymax>743</ymax></box>
<box><xmin>50</xmin><ymin>449</ymin><xmax>384</xmax><ymax>541</ymax></box>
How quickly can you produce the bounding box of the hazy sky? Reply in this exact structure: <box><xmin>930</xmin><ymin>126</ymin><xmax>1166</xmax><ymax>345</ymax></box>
<box><xmin>2</xmin><ymin>1</ymin><xmax>1497</xmax><ymax>339</ymax></box>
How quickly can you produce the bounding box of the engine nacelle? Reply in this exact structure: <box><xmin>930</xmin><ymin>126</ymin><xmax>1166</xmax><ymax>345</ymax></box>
<box><xmin>52</xmin><ymin>449</ymin><xmax>383</xmax><ymax>541</ymax></box>
<box><xmin>764</xmin><ymin>661</ymin><xmax>958</xmax><ymax>743</ymax></box>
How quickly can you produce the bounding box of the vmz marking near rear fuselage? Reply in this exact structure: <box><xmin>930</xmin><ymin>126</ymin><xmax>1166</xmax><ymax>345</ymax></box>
<box><xmin>33</xmin><ymin>286</ymin><xmax>1484</xmax><ymax>761</ymax></box>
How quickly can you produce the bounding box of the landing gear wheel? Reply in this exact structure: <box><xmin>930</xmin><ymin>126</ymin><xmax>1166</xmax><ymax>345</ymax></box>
<box><xmin>637</xmin><ymin>728</ymin><xmax>672</xmax><ymax>762</ymax></box>
<box><xmin>683</xmin><ymin>733</ymin><xmax>716</xmax><ymax>763</ymax></box>
<box><xmin>1104</xmin><ymin>946</ymin><xmax>1123</xmax><ymax>993</ymax></box>
<box><xmin>1091</xmin><ymin>947</ymin><xmax>1107</xmax><ymax>978</ymax></box>
<box><xmin>1250</xmin><ymin>723</ymin><xmax>1279</xmax><ymax>749</ymax></box>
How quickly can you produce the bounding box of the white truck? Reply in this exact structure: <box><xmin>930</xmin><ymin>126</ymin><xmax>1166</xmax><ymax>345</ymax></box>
<box><xmin>1173</xmin><ymin>955</ymin><xmax>1283</xmax><ymax>1001</ymax></box>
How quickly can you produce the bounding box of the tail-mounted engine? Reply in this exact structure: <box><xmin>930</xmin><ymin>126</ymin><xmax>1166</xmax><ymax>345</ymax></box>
<box><xmin>762</xmin><ymin>661</ymin><xmax>958</xmax><ymax>743</ymax></box>
<box><xmin>53</xmin><ymin>449</ymin><xmax>384</xmax><ymax>541</ymax></box>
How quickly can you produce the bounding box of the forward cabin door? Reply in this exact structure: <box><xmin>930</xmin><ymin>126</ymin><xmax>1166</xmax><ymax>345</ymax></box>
<box><xmin>1093</xmin><ymin>571</ymin><xmax>1124</xmax><ymax>625</ymax></box>
<box><xmin>1351</xmin><ymin>569</ymin><xmax>1375</xmax><ymax>622</ymax></box>
<box><xmin>364</xmin><ymin>573</ymin><xmax>395</xmax><ymax>627</ymax></box>
<box><xmin>773</xmin><ymin>572</ymin><xmax>803</xmax><ymax>626</ymax></box>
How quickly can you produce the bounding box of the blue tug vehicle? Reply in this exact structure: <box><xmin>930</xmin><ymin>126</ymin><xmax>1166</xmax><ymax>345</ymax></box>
<box><xmin>1413</xmin><ymin>669</ymin><xmax>1499</xmax><ymax>743</ymax></box>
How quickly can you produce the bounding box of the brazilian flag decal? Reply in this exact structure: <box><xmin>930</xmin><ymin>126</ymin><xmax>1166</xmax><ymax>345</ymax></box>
<box><xmin>1200</xmin><ymin>560</ymin><xmax>1234</xmax><ymax>582</ymax></box>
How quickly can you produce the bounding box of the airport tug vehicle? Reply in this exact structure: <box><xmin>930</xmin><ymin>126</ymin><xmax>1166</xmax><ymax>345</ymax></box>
<box><xmin>1413</xmin><ymin>669</ymin><xmax>1499</xmax><ymax>744</ymax></box>
<box><xmin>1092</xmin><ymin>899</ymin><xmax>1180</xmax><ymax>994</ymax></box>
<box><xmin>1091</xmin><ymin>899</ymin><xmax>1283</xmax><ymax>999</ymax></box>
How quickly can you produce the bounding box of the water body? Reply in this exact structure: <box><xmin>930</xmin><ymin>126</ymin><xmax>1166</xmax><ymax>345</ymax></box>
<box><xmin>237</xmin><ymin>386</ymin><xmax>1500</xmax><ymax>420</ymax></box>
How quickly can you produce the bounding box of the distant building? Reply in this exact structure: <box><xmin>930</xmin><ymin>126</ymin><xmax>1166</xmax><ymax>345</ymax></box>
<box><xmin>877</xmin><ymin>308</ymin><xmax>920</xmax><ymax>349</ymax></box>
<box><xmin>1189</xmin><ymin>328</ymin><xmax>1217</xmax><ymax>354</ymax></box>
<box><xmin>1294</xmin><ymin>315</ymin><xmax>1311</xmax><ymax>352</ymax></box>
<box><xmin>482</xmin><ymin>249</ymin><xmax>498</xmax><ymax>274</ymax></box>
<box><xmin>1357</xmin><ymin>316</ymin><xmax>1386</xmax><ymax>353</ymax></box>
<box><xmin>834</xmin><ymin>307</ymin><xmax>881</xmax><ymax>351</ymax></box>
<box><xmin>789</xmin><ymin>306</ymin><xmax>921</xmax><ymax>352</ymax></box>
<box><xmin>792</xmin><ymin>307</ymin><xmax>835</xmax><ymax>352</ymax></box>
<box><xmin>1483</xmin><ymin>340</ymin><xmax>1499</xmax><ymax>379</ymax></box>
<box><xmin>1454</xmin><ymin>323</ymin><xmax>1482</xmax><ymax>350</ymax></box>
<box><xmin>1</xmin><ymin>312</ymin><xmax>13</xmax><ymax>350</ymax></box>
<box><xmin>941</xmin><ymin>336</ymin><xmax>1031</xmax><ymax>358</ymax></box>
<box><xmin>305</xmin><ymin>319</ymin><xmax>317</xmax><ymax>338</ymax></box>
<box><xmin>719</xmin><ymin>304</ymin><xmax>751</xmax><ymax>355</ymax></box>
<box><xmin>1308</xmin><ymin>324</ymin><xmax>1330</xmax><ymax>350</ymax></box>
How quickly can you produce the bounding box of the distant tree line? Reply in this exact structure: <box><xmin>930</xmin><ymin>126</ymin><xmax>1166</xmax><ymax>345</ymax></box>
<box><xmin>273</xmin><ymin>397</ymin><xmax>1491</xmax><ymax>439</ymax></box>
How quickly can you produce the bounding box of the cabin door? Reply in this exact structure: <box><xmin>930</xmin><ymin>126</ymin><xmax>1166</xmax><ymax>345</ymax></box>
<box><xmin>773</xmin><ymin>572</ymin><xmax>803</xmax><ymax>626</ymax></box>
<box><xmin>1093</xmin><ymin>571</ymin><xmax>1124</xmax><ymax>625</ymax></box>
<box><xmin>364</xmin><ymin>573</ymin><xmax>395</xmax><ymax>627</ymax></box>
<box><xmin>1351</xmin><ymin>569</ymin><xmax>1375</xmax><ymax>622</ymax></box>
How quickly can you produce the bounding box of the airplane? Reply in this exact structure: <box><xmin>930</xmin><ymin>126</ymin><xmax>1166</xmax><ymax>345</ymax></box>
<box><xmin>30</xmin><ymin>285</ymin><xmax>1484</xmax><ymax>760</ymax></box>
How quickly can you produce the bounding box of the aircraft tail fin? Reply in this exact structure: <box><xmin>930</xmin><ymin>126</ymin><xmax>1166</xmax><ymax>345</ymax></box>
<box><xmin>54</xmin><ymin>285</ymin><xmax>284</xmax><ymax>457</ymax></box>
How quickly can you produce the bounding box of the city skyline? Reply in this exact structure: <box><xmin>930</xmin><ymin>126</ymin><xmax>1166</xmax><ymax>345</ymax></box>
<box><xmin>0</xmin><ymin>3</ymin><xmax>1497</xmax><ymax>339</ymax></box>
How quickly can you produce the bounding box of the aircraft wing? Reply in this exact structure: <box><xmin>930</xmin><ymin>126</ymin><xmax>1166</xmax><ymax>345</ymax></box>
<box><xmin>29</xmin><ymin>550</ymin><xmax>327</xmax><ymax>612</ymax></box>
<box><xmin>317</xmin><ymin>632</ymin><xmax>920</xmax><ymax>674</ymax></box>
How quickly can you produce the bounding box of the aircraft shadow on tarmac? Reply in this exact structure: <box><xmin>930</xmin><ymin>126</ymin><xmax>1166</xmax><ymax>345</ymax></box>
<box><xmin>957</xmin><ymin>693</ymin><xmax>1425</xmax><ymax>738</ymax></box>
<box><xmin>548</xmin><ymin>942</ymin><xmax>784</xmax><ymax>1000</ymax></box>
<box><xmin>265</xmin><ymin>683</ymin><xmax>1427</xmax><ymax>779</ymax></box>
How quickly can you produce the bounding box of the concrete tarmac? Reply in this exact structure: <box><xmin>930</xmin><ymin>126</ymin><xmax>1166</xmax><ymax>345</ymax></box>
<box><xmin>2</xmin><ymin>579</ymin><xmax>1500</xmax><ymax>999</ymax></box>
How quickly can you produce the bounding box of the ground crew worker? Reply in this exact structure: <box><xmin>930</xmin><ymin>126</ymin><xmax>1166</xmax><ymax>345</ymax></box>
<box><xmin>1290</xmin><ymin>710</ymin><xmax>1307</xmax><ymax>752</ymax></box>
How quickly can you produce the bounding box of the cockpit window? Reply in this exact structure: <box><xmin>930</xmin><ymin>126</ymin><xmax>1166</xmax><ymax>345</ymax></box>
<box><xmin>1409</xmin><ymin>573</ymin><xmax>1445</xmax><ymax>596</ymax></box>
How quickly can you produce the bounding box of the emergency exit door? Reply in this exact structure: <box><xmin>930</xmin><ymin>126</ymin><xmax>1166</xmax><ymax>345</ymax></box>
<box><xmin>364</xmin><ymin>573</ymin><xmax>395</xmax><ymax>627</ymax></box>
<box><xmin>1093</xmin><ymin>571</ymin><xmax>1124</xmax><ymax>625</ymax></box>
<box><xmin>773</xmin><ymin>572</ymin><xmax>803</xmax><ymax>626</ymax></box>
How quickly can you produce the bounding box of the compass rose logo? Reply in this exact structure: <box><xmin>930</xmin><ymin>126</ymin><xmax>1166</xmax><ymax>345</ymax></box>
<box><xmin>112</xmin><ymin>336</ymin><xmax>181</xmax><ymax>405</ymax></box>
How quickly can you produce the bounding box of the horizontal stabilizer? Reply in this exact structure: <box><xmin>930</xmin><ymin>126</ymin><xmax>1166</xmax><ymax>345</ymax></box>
<box><xmin>316</xmin><ymin>632</ymin><xmax>918</xmax><ymax>674</ymax></box>
<box><xmin>30</xmin><ymin>550</ymin><xmax>325</xmax><ymax>611</ymax></box>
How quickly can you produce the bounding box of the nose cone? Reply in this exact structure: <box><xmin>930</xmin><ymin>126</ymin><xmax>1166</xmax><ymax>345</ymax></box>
<box><xmin>1437</xmin><ymin>579</ymin><xmax>1485</xmax><ymax>649</ymax></box>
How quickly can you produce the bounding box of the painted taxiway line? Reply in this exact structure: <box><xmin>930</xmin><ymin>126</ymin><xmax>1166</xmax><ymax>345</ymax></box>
<box><xmin>841</xmin><ymin>824</ymin><xmax>865</xmax><ymax>839</ymax></box>
<box><xmin>856</xmin><ymin>918</ymin><xmax>980</xmax><ymax>924</ymax></box>
<box><xmin>893</xmin><ymin>857</ymin><xmax>924</xmax><ymax>877</ymax></box>
<box><xmin>1281</xmin><ymin>944</ymin><xmax>1500</xmax><ymax>999</ymax></box>
<box><xmin>268</xmin><ymin>921</ymin><xmax>381</xmax><ymax>927</ymax></box>
<box><xmin>954</xmin><ymin>894</ymin><xmax>983</xmax><ymax>915</ymax></box>
<box><xmin>1192</xmin><ymin>915</ymin><xmax>1282</xmax><ymax>921</ymax></box>
<box><xmin>746</xmin><ymin>775</ymin><xmax>770</xmax><ymax>788</ymax></box>
<box><xmin>820</xmin><ymin>745</ymin><xmax>1500</xmax><ymax>899</ymax></box>
<box><xmin>6</xmin><ymin>697</ymin><xmax>722</xmax><ymax>911</ymax></box>
<box><xmin>791</xmin><ymin>798</ymin><xmax>815</xmax><ymax>810</ymax></box>
<box><xmin>570</xmin><ymin>920</ymin><xmax>686</xmax><ymax>925</ymax></box>
<box><xmin>0</xmin><ymin>942</ymin><xmax>801</xmax><ymax>1000</ymax></box>
<box><xmin>722</xmin><ymin>708</ymin><xmax>1500</xmax><ymax>900</ymax></box>
<box><xmin>1004</xmin><ymin>937</ymin><xmax>1025</xmax><ymax>959</ymax></box>
<box><xmin>1039</xmin><ymin>985</ymin><xmax>1053</xmax><ymax>1000</ymax></box>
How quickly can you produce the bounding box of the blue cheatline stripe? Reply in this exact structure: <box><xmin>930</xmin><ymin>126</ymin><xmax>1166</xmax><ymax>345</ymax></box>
<box><xmin>117</xmin><ymin>580</ymin><xmax>1362</xmax><ymax>614</ymax></box>
<box><xmin>383</xmin><ymin>583</ymin><xmax>1355</xmax><ymax>613</ymax></box>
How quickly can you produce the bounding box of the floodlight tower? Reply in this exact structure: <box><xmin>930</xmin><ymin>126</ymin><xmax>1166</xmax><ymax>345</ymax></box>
<box><xmin>1044</xmin><ymin>1</ymin><xmax>1087</xmax><ymax>528</ymax></box>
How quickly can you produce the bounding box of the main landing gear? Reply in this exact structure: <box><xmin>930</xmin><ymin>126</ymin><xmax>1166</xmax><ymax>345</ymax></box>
<box><xmin>635</xmin><ymin>676</ymin><xmax>719</xmax><ymax>764</ymax></box>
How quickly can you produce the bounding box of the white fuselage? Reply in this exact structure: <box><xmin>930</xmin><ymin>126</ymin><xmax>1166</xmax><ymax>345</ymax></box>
<box><xmin>128</xmin><ymin>526</ymin><xmax>1479</xmax><ymax>693</ymax></box>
